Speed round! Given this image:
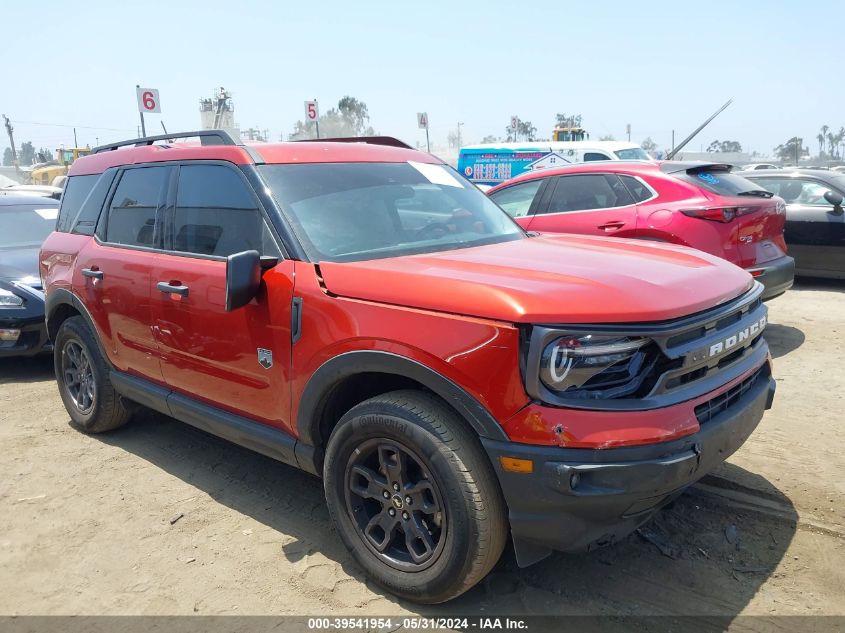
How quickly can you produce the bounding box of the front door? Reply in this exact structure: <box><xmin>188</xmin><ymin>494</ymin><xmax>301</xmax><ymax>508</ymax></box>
<box><xmin>149</xmin><ymin>163</ymin><xmax>294</xmax><ymax>431</ymax></box>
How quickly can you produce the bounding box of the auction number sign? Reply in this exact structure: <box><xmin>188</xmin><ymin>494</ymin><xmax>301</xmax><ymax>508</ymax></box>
<box><xmin>136</xmin><ymin>87</ymin><xmax>161</xmax><ymax>114</ymax></box>
<box><xmin>304</xmin><ymin>100</ymin><xmax>319</xmax><ymax>121</ymax></box>
<box><xmin>417</xmin><ymin>112</ymin><xmax>429</xmax><ymax>129</ymax></box>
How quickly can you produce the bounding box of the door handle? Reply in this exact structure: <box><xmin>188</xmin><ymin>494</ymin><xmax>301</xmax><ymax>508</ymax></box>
<box><xmin>157</xmin><ymin>281</ymin><xmax>189</xmax><ymax>297</ymax></box>
<box><xmin>81</xmin><ymin>268</ymin><xmax>104</xmax><ymax>280</ymax></box>
<box><xmin>598</xmin><ymin>221</ymin><xmax>625</xmax><ymax>231</ymax></box>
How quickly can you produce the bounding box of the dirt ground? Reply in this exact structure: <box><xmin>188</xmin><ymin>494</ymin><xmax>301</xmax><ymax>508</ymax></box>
<box><xmin>0</xmin><ymin>279</ymin><xmax>843</xmax><ymax>619</ymax></box>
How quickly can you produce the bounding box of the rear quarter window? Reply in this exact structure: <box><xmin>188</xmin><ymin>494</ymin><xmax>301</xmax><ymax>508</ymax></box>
<box><xmin>56</xmin><ymin>175</ymin><xmax>99</xmax><ymax>232</ymax></box>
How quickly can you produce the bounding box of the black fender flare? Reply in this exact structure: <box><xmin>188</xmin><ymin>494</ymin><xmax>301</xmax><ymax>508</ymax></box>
<box><xmin>45</xmin><ymin>288</ymin><xmax>111</xmax><ymax>360</ymax></box>
<box><xmin>296</xmin><ymin>350</ymin><xmax>510</xmax><ymax>449</ymax></box>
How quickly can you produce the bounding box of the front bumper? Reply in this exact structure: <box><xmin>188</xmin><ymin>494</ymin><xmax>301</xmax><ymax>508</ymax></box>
<box><xmin>749</xmin><ymin>255</ymin><xmax>794</xmax><ymax>300</ymax></box>
<box><xmin>482</xmin><ymin>363</ymin><xmax>775</xmax><ymax>566</ymax></box>
<box><xmin>0</xmin><ymin>281</ymin><xmax>49</xmax><ymax>358</ymax></box>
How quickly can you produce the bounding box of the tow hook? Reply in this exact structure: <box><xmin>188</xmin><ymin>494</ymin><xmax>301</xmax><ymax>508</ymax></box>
<box><xmin>693</xmin><ymin>442</ymin><xmax>703</xmax><ymax>470</ymax></box>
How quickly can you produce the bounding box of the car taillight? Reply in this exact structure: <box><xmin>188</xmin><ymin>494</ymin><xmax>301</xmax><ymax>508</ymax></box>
<box><xmin>681</xmin><ymin>207</ymin><xmax>737</xmax><ymax>222</ymax></box>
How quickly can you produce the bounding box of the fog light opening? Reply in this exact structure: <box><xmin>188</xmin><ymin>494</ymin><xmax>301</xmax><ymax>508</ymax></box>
<box><xmin>570</xmin><ymin>472</ymin><xmax>581</xmax><ymax>490</ymax></box>
<box><xmin>0</xmin><ymin>328</ymin><xmax>21</xmax><ymax>342</ymax></box>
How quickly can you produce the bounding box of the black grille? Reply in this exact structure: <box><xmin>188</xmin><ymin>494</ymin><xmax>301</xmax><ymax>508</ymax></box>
<box><xmin>694</xmin><ymin>366</ymin><xmax>766</xmax><ymax>424</ymax></box>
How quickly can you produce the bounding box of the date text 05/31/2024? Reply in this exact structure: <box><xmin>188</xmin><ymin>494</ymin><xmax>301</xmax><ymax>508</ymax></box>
<box><xmin>307</xmin><ymin>617</ymin><xmax>528</xmax><ymax>630</ymax></box>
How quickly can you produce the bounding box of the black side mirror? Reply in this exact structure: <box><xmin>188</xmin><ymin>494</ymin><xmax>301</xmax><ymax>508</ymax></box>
<box><xmin>226</xmin><ymin>250</ymin><xmax>262</xmax><ymax>311</ymax></box>
<box><xmin>824</xmin><ymin>190</ymin><xmax>844</xmax><ymax>214</ymax></box>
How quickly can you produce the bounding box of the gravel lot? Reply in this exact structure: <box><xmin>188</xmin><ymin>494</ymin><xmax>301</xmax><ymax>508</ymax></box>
<box><xmin>0</xmin><ymin>280</ymin><xmax>843</xmax><ymax>617</ymax></box>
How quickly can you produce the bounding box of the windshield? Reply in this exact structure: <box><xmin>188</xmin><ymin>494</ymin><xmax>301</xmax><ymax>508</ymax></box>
<box><xmin>0</xmin><ymin>204</ymin><xmax>59</xmax><ymax>248</ymax></box>
<box><xmin>615</xmin><ymin>148</ymin><xmax>651</xmax><ymax>160</ymax></box>
<box><xmin>259</xmin><ymin>162</ymin><xmax>524</xmax><ymax>262</ymax></box>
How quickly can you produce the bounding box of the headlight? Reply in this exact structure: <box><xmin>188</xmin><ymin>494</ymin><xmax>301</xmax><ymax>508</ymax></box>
<box><xmin>539</xmin><ymin>335</ymin><xmax>650</xmax><ymax>398</ymax></box>
<box><xmin>0</xmin><ymin>288</ymin><xmax>24</xmax><ymax>307</ymax></box>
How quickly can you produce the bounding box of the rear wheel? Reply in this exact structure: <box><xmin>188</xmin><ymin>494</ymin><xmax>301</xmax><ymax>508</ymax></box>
<box><xmin>54</xmin><ymin>316</ymin><xmax>131</xmax><ymax>433</ymax></box>
<box><xmin>323</xmin><ymin>390</ymin><xmax>508</xmax><ymax>603</ymax></box>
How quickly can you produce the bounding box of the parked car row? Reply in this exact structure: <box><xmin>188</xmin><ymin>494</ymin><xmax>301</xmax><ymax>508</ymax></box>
<box><xmin>486</xmin><ymin>160</ymin><xmax>795</xmax><ymax>299</ymax></box>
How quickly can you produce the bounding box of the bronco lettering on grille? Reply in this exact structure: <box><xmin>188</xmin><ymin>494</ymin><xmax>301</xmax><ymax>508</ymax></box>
<box><xmin>706</xmin><ymin>315</ymin><xmax>767</xmax><ymax>358</ymax></box>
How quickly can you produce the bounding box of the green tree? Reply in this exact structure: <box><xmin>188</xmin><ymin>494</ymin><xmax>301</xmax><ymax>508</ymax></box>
<box><xmin>555</xmin><ymin>113</ymin><xmax>582</xmax><ymax>128</ymax></box>
<box><xmin>599</xmin><ymin>134</ymin><xmax>615</xmax><ymax>141</ymax></box>
<box><xmin>505</xmin><ymin>119</ymin><xmax>537</xmax><ymax>142</ymax></box>
<box><xmin>18</xmin><ymin>141</ymin><xmax>35</xmax><ymax>165</ymax></box>
<box><xmin>820</xmin><ymin>124</ymin><xmax>830</xmax><ymax>155</ymax></box>
<box><xmin>288</xmin><ymin>96</ymin><xmax>376</xmax><ymax>140</ymax></box>
<box><xmin>773</xmin><ymin>137</ymin><xmax>807</xmax><ymax>162</ymax></box>
<box><xmin>2</xmin><ymin>147</ymin><xmax>12</xmax><ymax>166</ymax></box>
<box><xmin>640</xmin><ymin>137</ymin><xmax>657</xmax><ymax>152</ymax></box>
<box><xmin>480</xmin><ymin>134</ymin><xmax>499</xmax><ymax>144</ymax></box>
<box><xmin>707</xmin><ymin>140</ymin><xmax>742</xmax><ymax>153</ymax></box>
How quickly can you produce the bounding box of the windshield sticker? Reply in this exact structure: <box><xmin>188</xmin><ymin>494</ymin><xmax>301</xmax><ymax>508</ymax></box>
<box><xmin>35</xmin><ymin>208</ymin><xmax>59</xmax><ymax>220</ymax></box>
<box><xmin>697</xmin><ymin>173</ymin><xmax>720</xmax><ymax>185</ymax></box>
<box><xmin>408</xmin><ymin>161</ymin><xmax>465</xmax><ymax>188</ymax></box>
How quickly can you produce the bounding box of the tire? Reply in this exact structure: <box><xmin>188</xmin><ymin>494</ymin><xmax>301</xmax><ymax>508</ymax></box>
<box><xmin>323</xmin><ymin>389</ymin><xmax>508</xmax><ymax>604</ymax></box>
<box><xmin>54</xmin><ymin>316</ymin><xmax>131</xmax><ymax>433</ymax></box>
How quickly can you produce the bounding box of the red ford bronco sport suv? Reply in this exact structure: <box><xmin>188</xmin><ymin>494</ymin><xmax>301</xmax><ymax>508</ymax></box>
<box><xmin>40</xmin><ymin>131</ymin><xmax>775</xmax><ymax>604</ymax></box>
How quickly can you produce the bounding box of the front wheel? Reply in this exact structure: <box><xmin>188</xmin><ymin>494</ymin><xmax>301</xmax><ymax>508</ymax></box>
<box><xmin>323</xmin><ymin>390</ymin><xmax>508</xmax><ymax>604</ymax></box>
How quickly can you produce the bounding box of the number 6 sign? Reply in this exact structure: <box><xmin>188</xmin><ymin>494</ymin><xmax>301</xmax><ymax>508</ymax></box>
<box><xmin>136</xmin><ymin>87</ymin><xmax>161</xmax><ymax>114</ymax></box>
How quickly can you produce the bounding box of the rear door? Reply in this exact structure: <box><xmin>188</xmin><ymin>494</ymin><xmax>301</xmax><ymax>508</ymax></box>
<box><xmin>749</xmin><ymin>175</ymin><xmax>845</xmax><ymax>276</ymax></box>
<box><xmin>526</xmin><ymin>173</ymin><xmax>638</xmax><ymax>237</ymax></box>
<box><xmin>74</xmin><ymin>165</ymin><xmax>170</xmax><ymax>381</ymax></box>
<box><xmin>148</xmin><ymin>162</ymin><xmax>295</xmax><ymax>431</ymax></box>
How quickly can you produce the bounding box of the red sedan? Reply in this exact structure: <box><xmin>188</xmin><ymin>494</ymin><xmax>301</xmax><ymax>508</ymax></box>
<box><xmin>487</xmin><ymin>161</ymin><xmax>794</xmax><ymax>299</ymax></box>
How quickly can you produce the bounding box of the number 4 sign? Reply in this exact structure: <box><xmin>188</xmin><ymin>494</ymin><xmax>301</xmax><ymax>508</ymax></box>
<box><xmin>136</xmin><ymin>87</ymin><xmax>161</xmax><ymax>114</ymax></box>
<box><xmin>417</xmin><ymin>112</ymin><xmax>429</xmax><ymax>129</ymax></box>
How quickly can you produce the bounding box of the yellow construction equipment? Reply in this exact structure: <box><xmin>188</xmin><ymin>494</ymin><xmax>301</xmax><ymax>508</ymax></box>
<box><xmin>29</xmin><ymin>147</ymin><xmax>92</xmax><ymax>186</ymax></box>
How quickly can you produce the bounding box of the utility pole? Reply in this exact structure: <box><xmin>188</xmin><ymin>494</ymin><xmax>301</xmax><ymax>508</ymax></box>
<box><xmin>457</xmin><ymin>121</ymin><xmax>464</xmax><ymax>148</ymax></box>
<box><xmin>314</xmin><ymin>98</ymin><xmax>321</xmax><ymax>139</ymax></box>
<box><xmin>3</xmin><ymin>114</ymin><xmax>20</xmax><ymax>177</ymax></box>
<box><xmin>73</xmin><ymin>127</ymin><xmax>78</xmax><ymax>148</ymax></box>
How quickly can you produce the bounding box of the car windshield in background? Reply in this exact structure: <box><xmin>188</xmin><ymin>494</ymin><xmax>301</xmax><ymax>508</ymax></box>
<box><xmin>675</xmin><ymin>170</ymin><xmax>770</xmax><ymax>197</ymax></box>
<box><xmin>0</xmin><ymin>204</ymin><xmax>58</xmax><ymax>248</ymax></box>
<box><xmin>614</xmin><ymin>148</ymin><xmax>651</xmax><ymax>160</ymax></box>
<box><xmin>259</xmin><ymin>162</ymin><xmax>524</xmax><ymax>262</ymax></box>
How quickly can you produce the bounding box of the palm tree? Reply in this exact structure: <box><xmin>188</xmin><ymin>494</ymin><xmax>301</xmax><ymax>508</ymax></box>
<box><xmin>828</xmin><ymin>132</ymin><xmax>837</xmax><ymax>160</ymax></box>
<box><xmin>818</xmin><ymin>133</ymin><xmax>825</xmax><ymax>157</ymax></box>
<box><xmin>821</xmin><ymin>125</ymin><xmax>830</xmax><ymax>156</ymax></box>
<box><xmin>838</xmin><ymin>127</ymin><xmax>845</xmax><ymax>160</ymax></box>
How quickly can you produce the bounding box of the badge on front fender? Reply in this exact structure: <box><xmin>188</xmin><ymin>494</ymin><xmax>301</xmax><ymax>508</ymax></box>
<box><xmin>257</xmin><ymin>348</ymin><xmax>273</xmax><ymax>369</ymax></box>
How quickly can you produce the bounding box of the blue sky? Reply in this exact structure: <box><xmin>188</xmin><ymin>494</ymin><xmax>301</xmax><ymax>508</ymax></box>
<box><xmin>3</xmin><ymin>0</ymin><xmax>843</xmax><ymax>157</ymax></box>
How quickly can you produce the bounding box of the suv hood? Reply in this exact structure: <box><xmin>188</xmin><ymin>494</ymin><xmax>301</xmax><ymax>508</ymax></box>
<box><xmin>317</xmin><ymin>234</ymin><xmax>753</xmax><ymax>324</ymax></box>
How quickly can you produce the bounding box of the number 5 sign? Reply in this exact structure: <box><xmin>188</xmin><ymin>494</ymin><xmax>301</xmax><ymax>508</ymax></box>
<box><xmin>136</xmin><ymin>87</ymin><xmax>161</xmax><ymax>114</ymax></box>
<box><xmin>304</xmin><ymin>100</ymin><xmax>319</xmax><ymax>121</ymax></box>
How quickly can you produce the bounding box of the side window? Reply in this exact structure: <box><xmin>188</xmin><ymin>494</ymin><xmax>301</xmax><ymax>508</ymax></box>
<box><xmin>752</xmin><ymin>178</ymin><xmax>834</xmax><ymax>205</ymax></box>
<box><xmin>619</xmin><ymin>175</ymin><xmax>654</xmax><ymax>203</ymax></box>
<box><xmin>583</xmin><ymin>152</ymin><xmax>611</xmax><ymax>162</ymax></box>
<box><xmin>174</xmin><ymin>165</ymin><xmax>280</xmax><ymax>257</ymax></box>
<box><xmin>106</xmin><ymin>167</ymin><xmax>169</xmax><ymax>247</ymax></box>
<box><xmin>488</xmin><ymin>179</ymin><xmax>544</xmax><ymax>218</ymax></box>
<box><xmin>56</xmin><ymin>174</ymin><xmax>98</xmax><ymax>232</ymax></box>
<box><xmin>543</xmin><ymin>174</ymin><xmax>635</xmax><ymax>214</ymax></box>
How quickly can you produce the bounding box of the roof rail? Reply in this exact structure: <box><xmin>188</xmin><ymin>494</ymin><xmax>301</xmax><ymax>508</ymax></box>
<box><xmin>92</xmin><ymin>129</ymin><xmax>240</xmax><ymax>154</ymax></box>
<box><xmin>294</xmin><ymin>136</ymin><xmax>414</xmax><ymax>150</ymax></box>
